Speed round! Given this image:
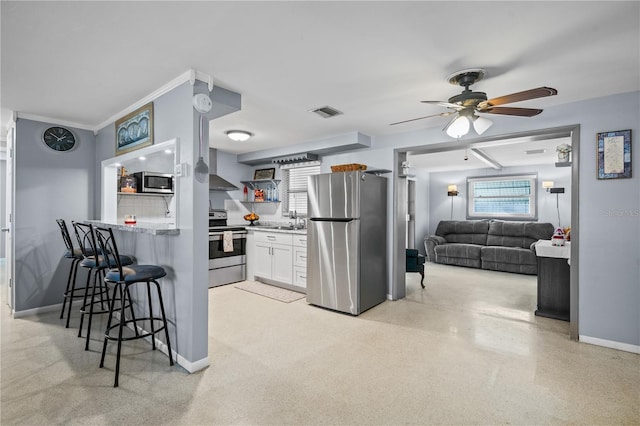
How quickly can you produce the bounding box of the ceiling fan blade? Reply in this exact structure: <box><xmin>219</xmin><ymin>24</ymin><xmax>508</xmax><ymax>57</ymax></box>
<box><xmin>478</xmin><ymin>87</ymin><xmax>557</xmax><ymax>109</ymax></box>
<box><xmin>389</xmin><ymin>111</ymin><xmax>455</xmax><ymax>126</ymax></box>
<box><xmin>421</xmin><ymin>100</ymin><xmax>462</xmax><ymax>109</ymax></box>
<box><xmin>482</xmin><ymin>107</ymin><xmax>543</xmax><ymax>117</ymax></box>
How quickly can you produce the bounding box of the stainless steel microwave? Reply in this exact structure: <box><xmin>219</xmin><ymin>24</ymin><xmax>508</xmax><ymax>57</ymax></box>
<box><xmin>133</xmin><ymin>172</ymin><xmax>174</xmax><ymax>194</ymax></box>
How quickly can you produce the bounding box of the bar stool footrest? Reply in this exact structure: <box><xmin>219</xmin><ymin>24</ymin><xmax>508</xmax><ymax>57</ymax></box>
<box><xmin>104</xmin><ymin>317</ymin><xmax>167</xmax><ymax>342</ymax></box>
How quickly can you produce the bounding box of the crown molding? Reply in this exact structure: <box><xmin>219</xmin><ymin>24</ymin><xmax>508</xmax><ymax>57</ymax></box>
<box><xmin>94</xmin><ymin>68</ymin><xmax>213</xmax><ymax>133</ymax></box>
<box><xmin>16</xmin><ymin>112</ymin><xmax>94</xmax><ymax>131</ymax></box>
<box><xmin>9</xmin><ymin>69</ymin><xmax>215</xmax><ymax>136</ymax></box>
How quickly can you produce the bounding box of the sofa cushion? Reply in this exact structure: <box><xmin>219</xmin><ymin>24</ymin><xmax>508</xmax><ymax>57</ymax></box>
<box><xmin>480</xmin><ymin>246</ymin><xmax>538</xmax><ymax>274</ymax></box>
<box><xmin>435</xmin><ymin>220</ymin><xmax>490</xmax><ymax>245</ymax></box>
<box><xmin>435</xmin><ymin>243</ymin><xmax>482</xmax><ymax>268</ymax></box>
<box><xmin>486</xmin><ymin>221</ymin><xmax>554</xmax><ymax>250</ymax></box>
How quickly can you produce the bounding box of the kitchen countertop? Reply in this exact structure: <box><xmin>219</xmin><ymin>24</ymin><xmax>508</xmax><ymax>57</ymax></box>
<box><xmin>83</xmin><ymin>220</ymin><xmax>180</xmax><ymax>236</ymax></box>
<box><xmin>245</xmin><ymin>225</ymin><xmax>307</xmax><ymax>235</ymax></box>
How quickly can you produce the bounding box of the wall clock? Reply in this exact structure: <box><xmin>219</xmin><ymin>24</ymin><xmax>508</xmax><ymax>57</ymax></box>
<box><xmin>42</xmin><ymin>126</ymin><xmax>76</xmax><ymax>152</ymax></box>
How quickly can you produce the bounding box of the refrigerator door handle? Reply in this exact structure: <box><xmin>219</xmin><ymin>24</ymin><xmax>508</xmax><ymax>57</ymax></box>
<box><xmin>309</xmin><ymin>218</ymin><xmax>355</xmax><ymax>222</ymax></box>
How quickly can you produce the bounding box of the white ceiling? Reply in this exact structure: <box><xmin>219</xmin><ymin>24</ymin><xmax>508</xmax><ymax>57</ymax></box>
<box><xmin>2</xmin><ymin>1</ymin><xmax>638</xmax><ymax>168</ymax></box>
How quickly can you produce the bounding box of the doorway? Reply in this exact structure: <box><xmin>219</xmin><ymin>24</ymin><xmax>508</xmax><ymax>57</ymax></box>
<box><xmin>392</xmin><ymin>125</ymin><xmax>580</xmax><ymax>340</ymax></box>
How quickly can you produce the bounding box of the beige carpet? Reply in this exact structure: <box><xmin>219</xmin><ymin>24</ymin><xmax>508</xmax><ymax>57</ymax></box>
<box><xmin>235</xmin><ymin>280</ymin><xmax>305</xmax><ymax>303</ymax></box>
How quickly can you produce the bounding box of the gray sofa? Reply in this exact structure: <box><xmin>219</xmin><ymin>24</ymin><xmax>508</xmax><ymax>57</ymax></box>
<box><xmin>424</xmin><ymin>220</ymin><xmax>554</xmax><ymax>274</ymax></box>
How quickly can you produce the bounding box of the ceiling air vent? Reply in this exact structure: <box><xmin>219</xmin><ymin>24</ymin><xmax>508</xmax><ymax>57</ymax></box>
<box><xmin>309</xmin><ymin>105</ymin><xmax>343</xmax><ymax>118</ymax></box>
<box><xmin>272</xmin><ymin>153</ymin><xmax>318</xmax><ymax>164</ymax></box>
<box><xmin>525</xmin><ymin>149</ymin><xmax>547</xmax><ymax>155</ymax></box>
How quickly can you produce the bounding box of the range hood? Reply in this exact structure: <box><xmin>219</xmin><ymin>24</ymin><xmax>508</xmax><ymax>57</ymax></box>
<box><xmin>209</xmin><ymin>148</ymin><xmax>239</xmax><ymax>191</ymax></box>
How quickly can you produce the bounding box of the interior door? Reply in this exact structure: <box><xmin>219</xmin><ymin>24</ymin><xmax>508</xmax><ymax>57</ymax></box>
<box><xmin>4</xmin><ymin>124</ymin><xmax>15</xmax><ymax>309</ymax></box>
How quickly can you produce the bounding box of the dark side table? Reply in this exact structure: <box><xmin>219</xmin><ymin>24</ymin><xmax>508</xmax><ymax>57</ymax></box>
<box><xmin>534</xmin><ymin>240</ymin><xmax>570</xmax><ymax>321</ymax></box>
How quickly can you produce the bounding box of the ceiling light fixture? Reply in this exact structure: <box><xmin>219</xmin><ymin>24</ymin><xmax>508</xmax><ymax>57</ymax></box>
<box><xmin>472</xmin><ymin>115</ymin><xmax>493</xmax><ymax>135</ymax></box>
<box><xmin>226</xmin><ymin>130</ymin><xmax>253</xmax><ymax>142</ymax></box>
<box><xmin>444</xmin><ymin>108</ymin><xmax>492</xmax><ymax>139</ymax></box>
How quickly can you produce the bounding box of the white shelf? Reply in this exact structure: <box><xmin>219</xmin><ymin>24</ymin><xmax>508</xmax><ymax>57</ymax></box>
<box><xmin>241</xmin><ymin>179</ymin><xmax>281</xmax><ymax>190</ymax></box>
<box><xmin>117</xmin><ymin>192</ymin><xmax>174</xmax><ymax>197</ymax></box>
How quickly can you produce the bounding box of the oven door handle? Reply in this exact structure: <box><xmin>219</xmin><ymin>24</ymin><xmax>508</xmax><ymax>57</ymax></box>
<box><xmin>209</xmin><ymin>233</ymin><xmax>247</xmax><ymax>241</ymax></box>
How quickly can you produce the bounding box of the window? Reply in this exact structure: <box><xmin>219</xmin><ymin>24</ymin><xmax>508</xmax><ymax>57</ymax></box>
<box><xmin>467</xmin><ymin>174</ymin><xmax>538</xmax><ymax>220</ymax></box>
<box><xmin>281</xmin><ymin>164</ymin><xmax>321</xmax><ymax>216</ymax></box>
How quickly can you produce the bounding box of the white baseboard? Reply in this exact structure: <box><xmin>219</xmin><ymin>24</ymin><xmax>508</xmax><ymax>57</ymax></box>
<box><xmin>176</xmin><ymin>354</ymin><xmax>210</xmax><ymax>373</ymax></box>
<box><xmin>123</xmin><ymin>314</ymin><xmax>210</xmax><ymax>373</ymax></box>
<box><xmin>13</xmin><ymin>303</ymin><xmax>63</xmax><ymax>318</ymax></box>
<box><xmin>580</xmin><ymin>335</ymin><xmax>640</xmax><ymax>354</ymax></box>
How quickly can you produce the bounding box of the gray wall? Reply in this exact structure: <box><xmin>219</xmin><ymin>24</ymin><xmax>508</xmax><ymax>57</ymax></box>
<box><xmin>13</xmin><ymin>119</ymin><xmax>95</xmax><ymax>311</ymax></box>
<box><xmin>427</xmin><ymin>164</ymin><xmax>572</xmax><ymax>234</ymax></box>
<box><xmin>95</xmin><ymin>81</ymin><xmax>206</xmax><ymax>365</ymax></box>
<box><xmin>93</xmin><ymin>80</ymin><xmax>239</xmax><ymax>366</ymax></box>
<box><xmin>364</xmin><ymin>90</ymin><xmax>639</xmax><ymax>348</ymax></box>
<box><xmin>209</xmin><ymin>149</ymin><xmax>252</xmax><ymax>210</ymax></box>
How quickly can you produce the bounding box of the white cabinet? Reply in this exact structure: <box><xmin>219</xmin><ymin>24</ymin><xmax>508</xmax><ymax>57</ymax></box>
<box><xmin>292</xmin><ymin>235</ymin><xmax>307</xmax><ymax>290</ymax></box>
<box><xmin>253</xmin><ymin>232</ymin><xmax>293</xmax><ymax>285</ymax></box>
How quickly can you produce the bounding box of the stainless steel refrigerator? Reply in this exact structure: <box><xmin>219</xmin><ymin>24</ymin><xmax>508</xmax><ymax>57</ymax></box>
<box><xmin>306</xmin><ymin>171</ymin><xmax>387</xmax><ymax>315</ymax></box>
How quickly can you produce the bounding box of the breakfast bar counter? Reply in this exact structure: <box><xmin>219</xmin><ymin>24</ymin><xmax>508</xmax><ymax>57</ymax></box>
<box><xmin>84</xmin><ymin>220</ymin><xmax>180</xmax><ymax>236</ymax></box>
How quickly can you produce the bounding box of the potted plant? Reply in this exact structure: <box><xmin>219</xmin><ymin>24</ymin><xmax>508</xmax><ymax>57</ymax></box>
<box><xmin>556</xmin><ymin>143</ymin><xmax>572</xmax><ymax>162</ymax></box>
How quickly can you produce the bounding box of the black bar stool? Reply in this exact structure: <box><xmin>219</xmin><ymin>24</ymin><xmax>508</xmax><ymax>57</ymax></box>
<box><xmin>94</xmin><ymin>226</ymin><xmax>174</xmax><ymax>388</ymax></box>
<box><xmin>72</xmin><ymin>222</ymin><xmax>136</xmax><ymax>351</ymax></box>
<box><xmin>56</xmin><ymin>219</ymin><xmax>85</xmax><ymax>328</ymax></box>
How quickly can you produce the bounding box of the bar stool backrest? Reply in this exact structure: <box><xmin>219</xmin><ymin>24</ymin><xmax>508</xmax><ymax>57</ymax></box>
<box><xmin>72</xmin><ymin>222</ymin><xmax>99</xmax><ymax>260</ymax></box>
<box><xmin>56</xmin><ymin>219</ymin><xmax>75</xmax><ymax>253</ymax></box>
<box><xmin>94</xmin><ymin>227</ymin><xmax>124</xmax><ymax>278</ymax></box>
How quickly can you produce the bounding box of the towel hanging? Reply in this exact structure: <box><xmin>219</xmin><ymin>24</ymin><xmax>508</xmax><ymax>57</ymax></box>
<box><xmin>223</xmin><ymin>231</ymin><xmax>234</xmax><ymax>253</ymax></box>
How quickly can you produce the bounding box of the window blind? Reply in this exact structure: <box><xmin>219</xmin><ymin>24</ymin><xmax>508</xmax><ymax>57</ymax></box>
<box><xmin>281</xmin><ymin>165</ymin><xmax>320</xmax><ymax>216</ymax></box>
<box><xmin>467</xmin><ymin>174</ymin><xmax>537</xmax><ymax>220</ymax></box>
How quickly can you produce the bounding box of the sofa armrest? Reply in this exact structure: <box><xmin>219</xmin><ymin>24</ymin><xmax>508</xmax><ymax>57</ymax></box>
<box><xmin>424</xmin><ymin>235</ymin><xmax>447</xmax><ymax>262</ymax></box>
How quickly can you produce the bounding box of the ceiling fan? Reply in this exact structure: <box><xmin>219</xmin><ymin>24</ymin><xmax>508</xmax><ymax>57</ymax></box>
<box><xmin>390</xmin><ymin>68</ymin><xmax>558</xmax><ymax>138</ymax></box>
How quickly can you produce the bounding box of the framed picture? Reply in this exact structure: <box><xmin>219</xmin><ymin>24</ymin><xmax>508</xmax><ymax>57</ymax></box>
<box><xmin>115</xmin><ymin>102</ymin><xmax>154</xmax><ymax>156</ymax></box>
<box><xmin>253</xmin><ymin>167</ymin><xmax>275</xmax><ymax>180</ymax></box>
<box><xmin>597</xmin><ymin>129</ymin><xmax>632</xmax><ymax>179</ymax></box>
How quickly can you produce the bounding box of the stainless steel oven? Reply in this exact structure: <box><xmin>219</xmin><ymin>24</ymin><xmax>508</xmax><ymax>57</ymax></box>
<box><xmin>208</xmin><ymin>210</ymin><xmax>247</xmax><ymax>287</ymax></box>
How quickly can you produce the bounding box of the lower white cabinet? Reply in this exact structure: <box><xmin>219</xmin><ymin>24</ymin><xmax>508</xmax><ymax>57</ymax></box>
<box><xmin>292</xmin><ymin>235</ymin><xmax>307</xmax><ymax>289</ymax></box>
<box><xmin>248</xmin><ymin>231</ymin><xmax>308</xmax><ymax>291</ymax></box>
<box><xmin>253</xmin><ymin>232</ymin><xmax>294</xmax><ymax>285</ymax></box>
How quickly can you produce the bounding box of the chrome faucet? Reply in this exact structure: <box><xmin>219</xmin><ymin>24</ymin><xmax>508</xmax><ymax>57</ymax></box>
<box><xmin>289</xmin><ymin>210</ymin><xmax>305</xmax><ymax>229</ymax></box>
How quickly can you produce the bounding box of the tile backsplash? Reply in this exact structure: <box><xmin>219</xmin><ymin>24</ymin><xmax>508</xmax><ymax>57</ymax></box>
<box><xmin>117</xmin><ymin>195</ymin><xmax>175</xmax><ymax>224</ymax></box>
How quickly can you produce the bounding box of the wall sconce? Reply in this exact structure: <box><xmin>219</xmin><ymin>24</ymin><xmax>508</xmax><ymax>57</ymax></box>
<box><xmin>542</xmin><ymin>181</ymin><xmax>554</xmax><ymax>192</ymax></box>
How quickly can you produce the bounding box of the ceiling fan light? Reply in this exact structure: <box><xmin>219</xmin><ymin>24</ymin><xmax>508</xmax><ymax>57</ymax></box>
<box><xmin>473</xmin><ymin>116</ymin><xmax>493</xmax><ymax>135</ymax></box>
<box><xmin>226</xmin><ymin>130</ymin><xmax>253</xmax><ymax>142</ymax></box>
<box><xmin>446</xmin><ymin>116</ymin><xmax>470</xmax><ymax>138</ymax></box>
